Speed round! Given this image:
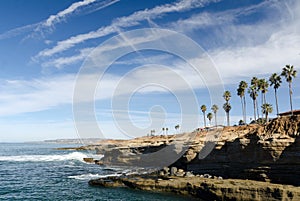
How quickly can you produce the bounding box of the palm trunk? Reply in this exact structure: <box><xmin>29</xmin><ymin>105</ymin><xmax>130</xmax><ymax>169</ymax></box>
<box><xmin>263</xmin><ymin>92</ymin><xmax>267</xmax><ymax>106</ymax></box>
<box><xmin>275</xmin><ymin>88</ymin><xmax>279</xmax><ymax>116</ymax></box>
<box><xmin>256</xmin><ymin>98</ymin><xmax>260</xmax><ymax>119</ymax></box>
<box><xmin>227</xmin><ymin>112</ymin><xmax>230</xmax><ymax>126</ymax></box>
<box><xmin>266</xmin><ymin>112</ymin><xmax>268</xmax><ymax>122</ymax></box>
<box><xmin>214</xmin><ymin>112</ymin><xmax>217</xmax><ymax>127</ymax></box>
<box><xmin>203</xmin><ymin>112</ymin><xmax>206</xmax><ymax>127</ymax></box>
<box><xmin>243</xmin><ymin>96</ymin><xmax>247</xmax><ymax>123</ymax></box>
<box><xmin>240</xmin><ymin>97</ymin><xmax>244</xmax><ymax>122</ymax></box>
<box><xmin>253</xmin><ymin>99</ymin><xmax>256</xmax><ymax>121</ymax></box>
<box><xmin>289</xmin><ymin>82</ymin><xmax>293</xmax><ymax>116</ymax></box>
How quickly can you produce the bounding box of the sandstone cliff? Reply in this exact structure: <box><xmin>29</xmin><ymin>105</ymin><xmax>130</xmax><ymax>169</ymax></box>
<box><xmin>186</xmin><ymin>116</ymin><xmax>300</xmax><ymax>186</ymax></box>
<box><xmin>85</xmin><ymin>116</ymin><xmax>300</xmax><ymax>186</ymax></box>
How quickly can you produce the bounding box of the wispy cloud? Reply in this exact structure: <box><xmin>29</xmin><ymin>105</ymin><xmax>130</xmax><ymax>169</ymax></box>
<box><xmin>42</xmin><ymin>0</ymin><xmax>119</xmax><ymax>29</ymax></box>
<box><xmin>42</xmin><ymin>47</ymin><xmax>93</xmax><ymax>69</ymax></box>
<box><xmin>42</xmin><ymin>0</ymin><xmax>300</xmax><ymax>83</ymax></box>
<box><xmin>0</xmin><ymin>0</ymin><xmax>119</xmax><ymax>40</ymax></box>
<box><xmin>35</xmin><ymin>0</ymin><xmax>220</xmax><ymax>59</ymax></box>
<box><xmin>0</xmin><ymin>75</ymin><xmax>76</xmax><ymax>116</ymax></box>
<box><xmin>43</xmin><ymin>0</ymin><xmax>97</xmax><ymax>27</ymax></box>
<box><xmin>164</xmin><ymin>0</ymin><xmax>300</xmax><ymax>82</ymax></box>
<box><xmin>0</xmin><ymin>23</ymin><xmax>40</xmax><ymax>40</ymax></box>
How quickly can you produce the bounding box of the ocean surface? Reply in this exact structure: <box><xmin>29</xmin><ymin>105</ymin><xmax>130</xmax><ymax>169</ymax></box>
<box><xmin>0</xmin><ymin>143</ymin><xmax>196</xmax><ymax>201</ymax></box>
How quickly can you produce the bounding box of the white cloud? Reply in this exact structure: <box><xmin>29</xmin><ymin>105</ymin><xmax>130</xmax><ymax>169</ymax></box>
<box><xmin>0</xmin><ymin>22</ymin><xmax>40</xmax><ymax>40</ymax></box>
<box><xmin>43</xmin><ymin>0</ymin><xmax>97</xmax><ymax>27</ymax></box>
<box><xmin>42</xmin><ymin>47</ymin><xmax>93</xmax><ymax>69</ymax></box>
<box><xmin>163</xmin><ymin>0</ymin><xmax>300</xmax><ymax>83</ymax></box>
<box><xmin>0</xmin><ymin>0</ymin><xmax>119</xmax><ymax>40</ymax></box>
<box><xmin>0</xmin><ymin>75</ymin><xmax>75</xmax><ymax>116</ymax></box>
<box><xmin>35</xmin><ymin>0</ymin><xmax>220</xmax><ymax>59</ymax></box>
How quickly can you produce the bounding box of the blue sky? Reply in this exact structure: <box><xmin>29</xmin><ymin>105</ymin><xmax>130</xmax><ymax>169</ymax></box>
<box><xmin>0</xmin><ymin>0</ymin><xmax>299</xmax><ymax>142</ymax></box>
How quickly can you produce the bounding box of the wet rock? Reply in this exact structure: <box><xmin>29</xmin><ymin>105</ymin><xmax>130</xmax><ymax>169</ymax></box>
<box><xmin>163</xmin><ymin>167</ymin><xmax>170</xmax><ymax>175</ymax></box>
<box><xmin>185</xmin><ymin>171</ymin><xmax>194</xmax><ymax>177</ymax></box>
<box><xmin>170</xmin><ymin>167</ymin><xmax>177</xmax><ymax>176</ymax></box>
<box><xmin>83</xmin><ymin>157</ymin><xmax>94</xmax><ymax>163</ymax></box>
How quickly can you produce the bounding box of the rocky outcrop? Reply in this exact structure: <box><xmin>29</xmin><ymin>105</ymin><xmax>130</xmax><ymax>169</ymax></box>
<box><xmin>186</xmin><ymin>116</ymin><xmax>300</xmax><ymax>186</ymax></box>
<box><xmin>89</xmin><ymin>174</ymin><xmax>300</xmax><ymax>201</ymax></box>
<box><xmin>80</xmin><ymin>116</ymin><xmax>300</xmax><ymax>186</ymax></box>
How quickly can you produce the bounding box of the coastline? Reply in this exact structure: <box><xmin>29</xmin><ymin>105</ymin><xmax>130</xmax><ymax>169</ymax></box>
<box><xmin>69</xmin><ymin>116</ymin><xmax>300</xmax><ymax>200</ymax></box>
<box><xmin>89</xmin><ymin>173</ymin><xmax>300</xmax><ymax>201</ymax></box>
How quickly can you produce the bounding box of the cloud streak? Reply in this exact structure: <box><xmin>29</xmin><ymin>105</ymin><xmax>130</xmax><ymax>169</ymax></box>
<box><xmin>44</xmin><ymin>0</ymin><xmax>97</xmax><ymax>27</ymax></box>
<box><xmin>0</xmin><ymin>0</ymin><xmax>119</xmax><ymax>40</ymax></box>
<box><xmin>35</xmin><ymin>0</ymin><xmax>220</xmax><ymax>59</ymax></box>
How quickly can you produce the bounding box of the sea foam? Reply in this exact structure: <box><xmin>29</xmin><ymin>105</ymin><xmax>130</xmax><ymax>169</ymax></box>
<box><xmin>0</xmin><ymin>152</ymin><xmax>103</xmax><ymax>162</ymax></box>
<box><xmin>68</xmin><ymin>173</ymin><xmax>123</xmax><ymax>180</ymax></box>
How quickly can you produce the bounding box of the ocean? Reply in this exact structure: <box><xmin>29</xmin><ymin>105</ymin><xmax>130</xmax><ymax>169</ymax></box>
<box><xmin>0</xmin><ymin>143</ymin><xmax>195</xmax><ymax>200</ymax></box>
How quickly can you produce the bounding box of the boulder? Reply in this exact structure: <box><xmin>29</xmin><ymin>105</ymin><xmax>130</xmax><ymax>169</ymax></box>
<box><xmin>170</xmin><ymin>167</ymin><xmax>177</xmax><ymax>176</ymax></box>
<box><xmin>185</xmin><ymin>171</ymin><xmax>194</xmax><ymax>177</ymax></box>
<box><xmin>83</xmin><ymin>157</ymin><xmax>94</xmax><ymax>163</ymax></box>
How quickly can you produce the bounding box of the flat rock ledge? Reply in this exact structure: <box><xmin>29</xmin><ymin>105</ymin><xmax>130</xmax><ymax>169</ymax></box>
<box><xmin>89</xmin><ymin>174</ymin><xmax>300</xmax><ymax>201</ymax></box>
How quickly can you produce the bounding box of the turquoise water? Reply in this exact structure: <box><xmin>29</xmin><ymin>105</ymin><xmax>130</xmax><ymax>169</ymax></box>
<box><xmin>0</xmin><ymin>143</ymin><xmax>196</xmax><ymax>200</ymax></box>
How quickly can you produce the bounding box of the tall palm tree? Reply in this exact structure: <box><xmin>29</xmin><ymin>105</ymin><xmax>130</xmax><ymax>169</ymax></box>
<box><xmin>237</xmin><ymin>81</ymin><xmax>248</xmax><ymax>123</ymax></box>
<box><xmin>258</xmin><ymin>78</ymin><xmax>269</xmax><ymax>106</ymax></box>
<box><xmin>248</xmin><ymin>85</ymin><xmax>258</xmax><ymax>121</ymax></box>
<box><xmin>251</xmin><ymin>77</ymin><xmax>260</xmax><ymax>119</ymax></box>
<box><xmin>223</xmin><ymin>103</ymin><xmax>231</xmax><ymax>126</ymax></box>
<box><xmin>166</xmin><ymin>128</ymin><xmax>169</xmax><ymax>135</ymax></box>
<box><xmin>261</xmin><ymin>103</ymin><xmax>273</xmax><ymax>122</ymax></box>
<box><xmin>223</xmin><ymin>91</ymin><xmax>231</xmax><ymax>126</ymax></box>
<box><xmin>201</xmin><ymin>105</ymin><xmax>207</xmax><ymax>128</ymax></box>
<box><xmin>269</xmin><ymin>73</ymin><xmax>282</xmax><ymax>116</ymax></box>
<box><xmin>211</xmin><ymin>104</ymin><xmax>219</xmax><ymax>126</ymax></box>
<box><xmin>162</xmin><ymin>127</ymin><xmax>165</xmax><ymax>135</ymax></box>
<box><xmin>207</xmin><ymin>112</ymin><xmax>213</xmax><ymax>126</ymax></box>
<box><xmin>281</xmin><ymin>65</ymin><xmax>297</xmax><ymax>115</ymax></box>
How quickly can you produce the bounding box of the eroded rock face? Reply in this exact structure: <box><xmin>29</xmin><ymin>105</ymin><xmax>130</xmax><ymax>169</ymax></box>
<box><xmin>86</xmin><ymin>116</ymin><xmax>300</xmax><ymax>186</ymax></box>
<box><xmin>187</xmin><ymin>116</ymin><xmax>300</xmax><ymax>186</ymax></box>
<box><xmin>89</xmin><ymin>175</ymin><xmax>300</xmax><ymax>201</ymax></box>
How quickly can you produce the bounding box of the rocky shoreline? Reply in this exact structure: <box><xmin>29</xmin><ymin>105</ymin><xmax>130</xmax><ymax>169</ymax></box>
<box><xmin>89</xmin><ymin>172</ymin><xmax>300</xmax><ymax>201</ymax></box>
<box><xmin>73</xmin><ymin>116</ymin><xmax>300</xmax><ymax>200</ymax></box>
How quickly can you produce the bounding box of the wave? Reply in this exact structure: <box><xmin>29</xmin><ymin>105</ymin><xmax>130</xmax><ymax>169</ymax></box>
<box><xmin>68</xmin><ymin>173</ymin><xmax>123</xmax><ymax>180</ymax></box>
<box><xmin>68</xmin><ymin>168</ymin><xmax>154</xmax><ymax>180</ymax></box>
<box><xmin>0</xmin><ymin>152</ymin><xmax>103</xmax><ymax>162</ymax></box>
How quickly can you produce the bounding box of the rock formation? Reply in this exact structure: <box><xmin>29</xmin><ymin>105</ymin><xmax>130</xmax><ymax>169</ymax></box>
<box><xmin>82</xmin><ymin>116</ymin><xmax>300</xmax><ymax>186</ymax></box>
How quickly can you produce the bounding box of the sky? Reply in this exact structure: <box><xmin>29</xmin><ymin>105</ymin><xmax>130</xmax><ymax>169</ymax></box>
<box><xmin>0</xmin><ymin>0</ymin><xmax>299</xmax><ymax>142</ymax></box>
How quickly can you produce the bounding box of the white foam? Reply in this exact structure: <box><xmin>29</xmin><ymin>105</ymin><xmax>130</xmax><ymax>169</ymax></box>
<box><xmin>68</xmin><ymin>173</ymin><xmax>122</xmax><ymax>180</ymax></box>
<box><xmin>0</xmin><ymin>152</ymin><xmax>103</xmax><ymax>162</ymax></box>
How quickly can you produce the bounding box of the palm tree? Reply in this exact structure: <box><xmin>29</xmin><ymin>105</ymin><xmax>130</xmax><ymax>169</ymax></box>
<box><xmin>223</xmin><ymin>103</ymin><xmax>231</xmax><ymax>126</ymax></box>
<box><xmin>201</xmin><ymin>105</ymin><xmax>207</xmax><ymax>128</ymax></box>
<box><xmin>237</xmin><ymin>81</ymin><xmax>248</xmax><ymax>123</ymax></box>
<box><xmin>166</xmin><ymin>128</ymin><xmax>169</xmax><ymax>135</ymax></box>
<box><xmin>258</xmin><ymin>78</ymin><xmax>269</xmax><ymax>106</ymax></box>
<box><xmin>175</xmin><ymin>124</ymin><xmax>180</xmax><ymax>133</ymax></box>
<box><xmin>281</xmin><ymin>65</ymin><xmax>297</xmax><ymax>115</ymax></box>
<box><xmin>248</xmin><ymin>85</ymin><xmax>258</xmax><ymax>121</ymax></box>
<box><xmin>261</xmin><ymin>103</ymin><xmax>273</xmax><ymax>122</ymax></box>
<box><xmin>211</xmin><ymin>104</ymin><xmax>219</xmax><ymax>126</ymax></box>
<box><xmin>162</xmin><ymin>127</ymin><xmax>165</xmax><ymax>135</ymax></box>
<box><xmin>269</xmin><ymin>73</ymin><xmax>282</xmax><ymax>115</ymax></box>
<box><xmin>223</xmin><ymin>90</ymin><xmax>231</xmax><ymax>103</ymax></box>
<box><xmin>223</xmin><ymin>91</ymin><xmax>231</xmax><ymax>126</ymax></box>
<box><xmin>251</xmin><ymin>77</ymin><xmax>260</xmax><ymax>119</ymax></box>
<box><xmin>207</xmin><ymin>112</ymin><xmax>213</xmax><ymax>126</ymax></box>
